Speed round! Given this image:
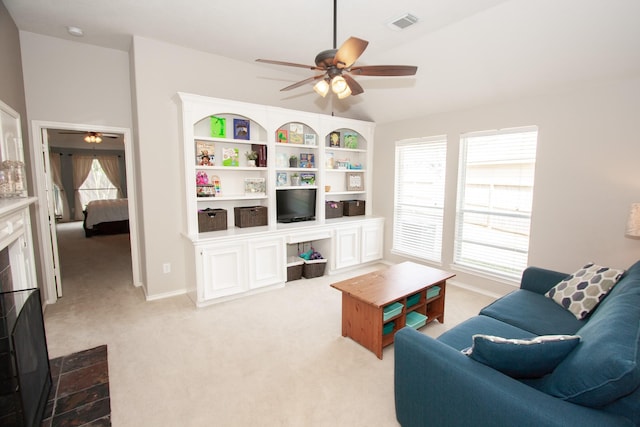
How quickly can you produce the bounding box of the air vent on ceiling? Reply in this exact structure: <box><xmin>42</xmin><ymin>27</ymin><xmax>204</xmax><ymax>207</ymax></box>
<box><xmin>387</xmin><ymin>13</ymin><xmax>419</xmax><ymax>31</ymax></box>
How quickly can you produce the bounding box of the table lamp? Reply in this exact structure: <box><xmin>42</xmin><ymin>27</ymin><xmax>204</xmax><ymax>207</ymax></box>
<box><xmin>625</xmin><ymin>203</ymin><xmax>640</xmax><ymax>238</ymax></box>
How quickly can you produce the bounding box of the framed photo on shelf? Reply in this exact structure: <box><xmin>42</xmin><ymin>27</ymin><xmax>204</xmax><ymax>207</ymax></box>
<box><xmin>304</xmin><ymin>134</ymin><xmax>317</xmax><ymax>146</ymax></box>
<box><xmin>244</xmin><ymin>177</ymin><xmax>266</xmax><ymax>195</ymax></box>
<box><xmin>233</xmin><ymin>118</ymin><xmax>250</xmax><ymax>140</ymax></box>
<box><xmin>346</xmin><ymin>172</ymin><xmax>364</xmax><ymax>191</ymax></box>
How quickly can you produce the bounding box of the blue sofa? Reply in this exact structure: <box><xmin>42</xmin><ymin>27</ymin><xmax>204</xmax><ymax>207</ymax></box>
<box><xmin>394</xmin><ymin>261</ymin><xmax>640</xmax><ymax>427</ymax></box>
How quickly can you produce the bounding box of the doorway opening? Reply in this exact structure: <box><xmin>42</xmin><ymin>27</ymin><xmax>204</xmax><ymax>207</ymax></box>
<box><xmin>30</xmin><ymin>121</ymin><xmax>141</xmax><ymax>304</ymax></box>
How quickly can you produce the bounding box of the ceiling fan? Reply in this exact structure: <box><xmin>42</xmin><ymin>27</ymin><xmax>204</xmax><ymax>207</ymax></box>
<box><xmin>256</xmin><ymin>0</ymin><xmax>417</xmax><ymax>99</ymax></box>
<box><xmin>57</xmin><ymin>130</ymin><xmax>120</xmax><ymax>144</ymax></box>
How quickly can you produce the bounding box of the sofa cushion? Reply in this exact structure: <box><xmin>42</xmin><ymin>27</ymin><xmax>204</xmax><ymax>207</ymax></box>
<box><xmin>437</xmin><ymin>314</ymin><xmax>536</xmax><ymax>351</ymax></box>
<box><xmin>535</xmin><ymin>276</ymin><xmax>640</xmax><ymax>407</ymax></box>
<box><xmin>545</xmin><ymin>262</ymin><xmax>624</xmax><ymax>320</ymax></box>
<box><xmin>480</xmin><ymin>290</ymin><xmax>585</xmax><ymax>335</ymax></box>
<box><xmin>463</xmin><ymin>334</ymin><xmax>581</xmax><ymax>379</ymax></box>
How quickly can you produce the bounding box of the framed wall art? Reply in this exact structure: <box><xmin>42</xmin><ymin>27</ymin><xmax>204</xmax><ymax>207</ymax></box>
<box><xmin>346</xmin><ymin>172</ymin><xmax>364</xmax><ymax>191</ymax></box>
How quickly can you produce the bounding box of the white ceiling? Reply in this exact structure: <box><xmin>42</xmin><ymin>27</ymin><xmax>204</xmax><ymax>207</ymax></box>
<box><xmin>4</xmin><ymin>0</ymin><xmax>640</xmax><ymax>124</ymax></box>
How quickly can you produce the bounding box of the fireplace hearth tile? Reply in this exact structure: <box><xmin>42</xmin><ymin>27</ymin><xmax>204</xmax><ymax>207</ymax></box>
<box><xmin>42</xmin><ymin>345</ymin><xmax>110</xmax><ymax>426</ymax></box>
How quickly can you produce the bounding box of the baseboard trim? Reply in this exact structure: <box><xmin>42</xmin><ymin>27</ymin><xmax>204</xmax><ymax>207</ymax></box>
<box><xmin>145</xmin><ymin>288</ymin><xmax>187</xmax><ymax>301</ymax></box>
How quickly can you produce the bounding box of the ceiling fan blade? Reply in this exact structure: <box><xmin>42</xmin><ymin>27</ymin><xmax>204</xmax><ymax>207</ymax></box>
<box><xmin>333</xmin><ymin>37</ymin><xmax>369</xmax><ymax>69</ymax></box>
<box><xmin>280</xmin><ymin>75</ymin><xmax>326</xmax><ymax>92</ymax></box>
<box><xmin>256</xmin><ymin>59</ymin><xmax>324</xmax><ymax>71</ymax></box>
<box><xmin>350</xmin><ymin>65</ymin><xmax>418</xmax><ymax>76</ymax></box>
<box><xmin>343</xmin><ymin>74</ymin><xmax>364</xmax><ymax>96</ymax></box>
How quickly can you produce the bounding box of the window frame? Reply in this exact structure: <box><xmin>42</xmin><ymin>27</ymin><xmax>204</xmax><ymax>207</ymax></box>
<box><xmin>392</xmin><ymin>135</ymin><xmax>448</xmax><ymax>263</ymax></box>
<box><xmin>453</xmin><ymin>126</ymin><xmax>538</xmax><ymax>281</ymax></box>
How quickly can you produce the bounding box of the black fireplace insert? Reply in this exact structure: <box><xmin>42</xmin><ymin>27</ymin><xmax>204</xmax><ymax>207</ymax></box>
<box><xmin>0</xmin><ymin>288</ymin><xmax>52</xmax><ymax>426</ymax></box>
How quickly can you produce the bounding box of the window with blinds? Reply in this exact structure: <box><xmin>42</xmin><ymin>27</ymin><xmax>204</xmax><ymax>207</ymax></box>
<box><xmin>454</xmin><ymin>127</ymin><xmax>538</xmax><ymax>280</ymax></box>
<box><xmin>393</xmin><ymin>136</ymin><xmax>447</xmax><ymax>263</ymax></box>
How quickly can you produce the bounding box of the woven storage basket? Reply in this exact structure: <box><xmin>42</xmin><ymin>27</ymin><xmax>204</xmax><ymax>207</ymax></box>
<box><xmin>343</xmin><ymin>200</ymin><xmax>365</xmax><ymax>216</ymax></box>
<box><xmin>234</xmin><ymin>206</ymin><xmax>268</xmax><ymax>228</ymax></box>
<box><xmin>197</xmin><ymin>208</ymin><xmax>227</xmax><ymax>232</ymax></box>
<box><xmin>325</xmin><ymin>201</ymin><xmax>344</xmax><ymax>219</ymax></box>
<box><xmin>287</xmin><ymin>257</ymin><xmax>304</xmax><ymax>282</ymax></box>
<box><xmin>302</xmin><ymin>259</ymin><xmax>327</xmax><ymax>279</ymax></box>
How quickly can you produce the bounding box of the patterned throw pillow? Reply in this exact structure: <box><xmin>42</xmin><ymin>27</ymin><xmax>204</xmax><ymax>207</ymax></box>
<box><xmin>545</xmin><ymin>263</ymin><xmax>624</xmax><ymax>320</ymax></box>
<box><xmin>463</xmin><ymin>334</ymin><xmax>581</xmax><ymax>378</ymax></box>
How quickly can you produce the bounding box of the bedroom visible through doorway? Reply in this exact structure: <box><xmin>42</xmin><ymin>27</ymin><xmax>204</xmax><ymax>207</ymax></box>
<box><xmin>31</xmin><ymin>120</ymin><xmax>141</xmax><ymax>305</ymax></box>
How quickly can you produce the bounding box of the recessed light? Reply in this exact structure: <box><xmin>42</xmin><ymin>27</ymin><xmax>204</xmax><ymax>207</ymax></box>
<box><xmin>67</xmin><ymin>26</ymin><xmax>84</xmax><ymax>37</ymax></box>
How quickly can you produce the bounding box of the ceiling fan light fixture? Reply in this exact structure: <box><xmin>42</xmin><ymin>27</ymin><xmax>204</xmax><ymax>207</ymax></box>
<box><xmin>84</xmin><ymin>133</ymin><xmax>102</xmax><ymax>144</ymax></box>
<box><xmin>337</xmin><ymin>85</ymin><xmax>352</xmax><ymax>99</ymax></box>
<box><xmin>331</xmin><ymin>76</ymin><xmax>348</xmax><ymax>94</ymax></box>
<box><xmin>313</xmin><ymin>79</ymin><xmax>330</xmax><ymax>97</ymax></box>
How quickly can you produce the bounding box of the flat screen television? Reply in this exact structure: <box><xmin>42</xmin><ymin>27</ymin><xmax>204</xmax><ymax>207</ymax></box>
<box><xmin>276</xmin><ymin>189</ymin><xmax>317</xmax><ymax>223</ymax></box>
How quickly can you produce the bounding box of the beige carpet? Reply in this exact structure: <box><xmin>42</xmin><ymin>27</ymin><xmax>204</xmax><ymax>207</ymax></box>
<box><xmin>44</xmin><ymin>221</ymin><xmax>495</xmax><ymax>427</ymax></box>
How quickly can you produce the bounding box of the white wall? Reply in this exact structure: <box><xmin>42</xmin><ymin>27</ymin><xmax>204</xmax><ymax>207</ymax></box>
<box><xmin>19</xmin><ymin>31</ymin><xmax>138</xmax><ymax>294</ymax></box>
<box><xmin>19</xmin><ymin>32</ymin><xmax>132</xmax><ymax>126</ymax></box>
<box><xmin>374</xmin><ymin>75</ymin><xmax>640</xmax><ymax>296</ymax></box>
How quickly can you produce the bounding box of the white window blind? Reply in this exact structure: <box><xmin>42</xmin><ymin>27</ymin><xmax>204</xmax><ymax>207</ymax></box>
<box><xmin>454</xmin><ymin>127</ymin><xmax>538</xmax><ymax>280</ymax></box>
<box><xmin>393</xmin><ymin>136</ymin><xmax>447</xmax><ymax>263</ymax></box>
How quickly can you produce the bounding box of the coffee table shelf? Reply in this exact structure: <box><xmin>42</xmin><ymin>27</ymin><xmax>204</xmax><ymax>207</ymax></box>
<box><xmin>331</xmin><ymin>262</ymin><xmax>455</xmax><ymax>359</ymax></box>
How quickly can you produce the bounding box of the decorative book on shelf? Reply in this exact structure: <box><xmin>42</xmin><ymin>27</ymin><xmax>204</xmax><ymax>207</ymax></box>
<box><xmin>326</xmin><ymin>151</ymin><xmax>335</xmax><ymax>169</ymax></box>
<box><xmin>329</xmin><ymin>131</ymin><xmax>340</xmax><ymax>147</ymax></box>
<box><xmin>300</xmin><ymin>172</ymin><xmax>316</xmax><ymax>186</ymax></box>
<box><xmin>276</xmin><ymin>172</ymin><xmax>287</xmax><ymax>187</ymax></box>
<box><xmin>276</xmin><ymin>129</ymin><xmax>288</xmax><ymax>143</ymax></box>
<box><xmin>343</xmin><ymin>132</ymin><xmax>358</xmax><ymax>149</ymax></box>
<box><xmin>222</xmin><ymin>147</ymin><xmax>239</xmax><ymax>166</ymax></box>
<box><xmin>233</xmin><ymin>119</ymin><xmax>250</xmax><ymax>140</ymax></box>
<box><xmin>251</xmin><ymin>144</ymin><xmax>267</xmax><ymax>167</ymax></box>
<box><xmin>289</xmin><ymin>123</ymin><xmax>303</xmax><ymax>144</ymax></box>
<box><xmin>210</xmin><ymin>116</ymin><xmax>226</xmax><ymax>138</ymax></box>
<box><xmin>196</xmin><ymin>141</ymin><xmax>215</xmax><ymax>165</ymax></box>
<box><xmin>299</xmin><ymin>153</ymin><xmax>315</xmax><ymax>168</ymax></box>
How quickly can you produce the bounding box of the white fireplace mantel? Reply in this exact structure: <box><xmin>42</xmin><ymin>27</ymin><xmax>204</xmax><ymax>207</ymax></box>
<box><xmin>0</xmin><ymin>194</ymin><xmax>37</xmax><ymax>293</ymax></box>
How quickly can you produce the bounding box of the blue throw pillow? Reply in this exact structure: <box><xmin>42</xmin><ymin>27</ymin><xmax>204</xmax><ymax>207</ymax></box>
<box><xmin>463</xmin><ymin>334</ymin><xmax>581</xmax><ymax>378</ymax></box>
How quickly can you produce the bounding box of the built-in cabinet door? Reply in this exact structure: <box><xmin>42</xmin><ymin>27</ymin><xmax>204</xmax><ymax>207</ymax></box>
<box><xmin>361</xmin><ymin>220</ymin><xmax>384</xmax><ymax>263</ymax></box>
<box><xmin>248</xmin><ymin>236</ymin><xmax>286</xmax><ymax>289</ymax></box>
<box><xmin>334</xmin><ymin>226</ymin><xmax>361</xmax><ymax>270</ymax></box>
<box><xmin>200</xmin><ymin>243</ymin><xmax>246</xmax><ymax>300</ymax></box>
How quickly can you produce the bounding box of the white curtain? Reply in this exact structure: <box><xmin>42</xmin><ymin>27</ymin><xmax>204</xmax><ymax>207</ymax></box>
<box><xmin>72</xmin><ymin>155</ymin><xmax>94</xmax><ymax>220</ymax></box>
<box><xmin>49</xmin><ymin>153</ymin><xmax>70</xmax><ymax>221</ymax></box>
<box><xmin>97</xmin><ymin>155</ymin><xmax>122</xmax><ymax>197</ymax></box>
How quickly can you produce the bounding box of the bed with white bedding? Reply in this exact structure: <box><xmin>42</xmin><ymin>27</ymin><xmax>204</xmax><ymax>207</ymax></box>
<box><xmin>83</xmin><ymin>198</ymin><xmax>130</xmax><ymax>237</ymax></box>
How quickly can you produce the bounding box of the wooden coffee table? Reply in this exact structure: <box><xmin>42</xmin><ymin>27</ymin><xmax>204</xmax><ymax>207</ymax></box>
<box><xmin>330</xmin><ymin>262</ymin><xmax>455</xmax><ymax>359</ymax></box>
